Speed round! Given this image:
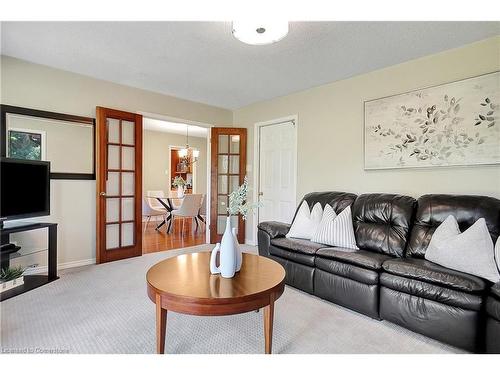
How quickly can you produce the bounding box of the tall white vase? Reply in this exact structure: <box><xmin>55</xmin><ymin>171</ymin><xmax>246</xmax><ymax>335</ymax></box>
<box><xmin>210</xmin><ymin>216</ymin><xmax>236</xmax><ymax>278</ymax></box>
<box><xmin>232</xmin><ymin>227</ymin><xmax>242</xmax><ymax>272</ymax></box>
<box><xmin>176</xmin><ymin>186</ymin><xmax>184</xmax><ymax>198</ymax></box>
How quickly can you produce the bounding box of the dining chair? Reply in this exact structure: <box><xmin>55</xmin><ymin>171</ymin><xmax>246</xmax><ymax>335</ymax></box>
<box><xmin>143</xmin><ymin>192</ymin><xmax>168</xmax><ymax>230</ymax></box>
<box><xmin>168</xmin><ymin>194</ymin><xmax>203</xmax><ymax>233</ymax></box>
<box><xmin>197</xmin><ymin>194</ymin><xmax>207</xmax><ymax>231</ymax></box>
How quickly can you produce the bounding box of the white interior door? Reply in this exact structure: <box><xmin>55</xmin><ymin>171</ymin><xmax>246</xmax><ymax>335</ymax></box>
<box><xmin>258</xmin><ymin>120</ymin><xmax>297</xmax><ymax>224</ymax></box>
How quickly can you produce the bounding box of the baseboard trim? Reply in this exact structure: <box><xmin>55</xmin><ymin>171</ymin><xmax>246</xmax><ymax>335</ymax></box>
<box><xmin>23</xmin><ymin>258</ymin><xmax>96</xmax><ymax>275</ymax></box>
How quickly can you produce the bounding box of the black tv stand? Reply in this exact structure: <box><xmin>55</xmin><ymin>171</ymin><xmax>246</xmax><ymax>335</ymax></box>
<box><xmin>1</xmin><ymin>222</ymin><xmax>58</xmax><ymax>301</ymax></box>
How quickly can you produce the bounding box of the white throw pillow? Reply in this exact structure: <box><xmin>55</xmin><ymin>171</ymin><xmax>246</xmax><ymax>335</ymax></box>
<box><xmin>311</xmin><ymin>204</ymin><xmax>358</xmax><ymax>250</ymax></box>
<box><xmin>286</xmin><ymin>201</ymin><xmax>323</xmax><ymax>240</ymax></box>
<box><xmin>426</xmin><ymin>215</ymin><xmax>460</xmax><ymax>254</ymax></box>
<box><xmin>495</xmin><ymin>237</ymin><xmax>500</xmax><ymax>273</ymax></box>
<box><xmin>425</xmin><ymin>216</ymin><xmax>500</xmax><ymax>283</ymax></box>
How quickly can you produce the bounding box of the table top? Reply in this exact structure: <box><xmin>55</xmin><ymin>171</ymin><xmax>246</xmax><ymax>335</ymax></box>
<box><xmin>146</xmin><ymin>195</ymin><xmax>183</xmax><ymax>200</ymax></box>
<box><xmin>146</xmin><ymin>252</ymin><xmax>285</xmax><ymax>303</ymax></box>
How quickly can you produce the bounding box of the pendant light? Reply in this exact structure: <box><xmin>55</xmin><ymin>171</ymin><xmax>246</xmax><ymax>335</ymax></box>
<box><xmin>178</xmin><ymin>125</ymin><xmax>199</xmax><ymax>164</ymax></box>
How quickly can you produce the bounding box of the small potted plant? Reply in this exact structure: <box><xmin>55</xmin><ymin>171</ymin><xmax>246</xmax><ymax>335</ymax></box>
<box><xmin>1</xmin><ymin>266</ymin><xmax>25</xmax><ymax>292</ymax></box>
<box><xmin>172</xmin><ymin>176</ymin><xmax>187</xmax><ymax>198</ymax></box>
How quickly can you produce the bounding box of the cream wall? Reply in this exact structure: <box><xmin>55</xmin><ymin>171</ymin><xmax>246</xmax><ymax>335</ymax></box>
<box><xmin>234</xmin><ymin>36</ymin><xmax>500</xmax><ymax>244</ymax></box>
<box><xmin>143</xmin><ymin>129</ymin><xmax>208</xmax><ymax>195</ymax></box>
<box><xmin>1</xmin><ymin>55</ymin><xmax>232</xmax><ymax>268</ymax></box>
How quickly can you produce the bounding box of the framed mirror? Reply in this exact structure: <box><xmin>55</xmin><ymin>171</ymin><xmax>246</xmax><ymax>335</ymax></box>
<box><xmin>1</xmin><ymin>105</ymin><xmax>96</xmax><ymax>180</ymax></box>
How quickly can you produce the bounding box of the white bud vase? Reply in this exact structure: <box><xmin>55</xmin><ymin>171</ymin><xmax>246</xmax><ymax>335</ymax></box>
<box><xmin>232</xmin><ymin>227</ymin><xmax>242</xmax><ymax>272</ymax></box>
<box><xmin>210</xmin><ymin>216</ymin><xmax>236</xmax><ymax>278</ymax></box>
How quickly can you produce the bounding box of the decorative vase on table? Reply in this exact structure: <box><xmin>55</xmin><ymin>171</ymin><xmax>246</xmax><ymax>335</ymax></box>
<box><xmin>232</xmin><ymin>226</ymin><xmax>242</xmax><ymax>272</ymax></box>
<box><xmin>210</xmin><ymin>216</ymin><xmax>241</xmax><ymax>278</ymax></box>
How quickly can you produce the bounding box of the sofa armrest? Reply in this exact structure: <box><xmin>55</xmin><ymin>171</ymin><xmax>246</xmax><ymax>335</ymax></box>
<box><xmin>257</xmin><ymin>221</ymin><xmax>291</xmax><ymax>239</ymax></box>
<box><xmin>491</xmin><ymin>282</ymin><xmax>500</xmax><ymax>301</ymax></box>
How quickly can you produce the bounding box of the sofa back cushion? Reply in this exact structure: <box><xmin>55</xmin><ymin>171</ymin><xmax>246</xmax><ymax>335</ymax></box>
<box><xmin>352</xmin><ymin>193</ymin><xmax>417</xmax><ymax>257</ymax></box>
<box><xmin>407</xmin><ymin>194</ymin><xmax>500</xmax><ymax>258</ymax></box>
<box><xmin>294</xmin><ymin>191</ymin><xmax>357</xmax><ymax>221</ymax></box>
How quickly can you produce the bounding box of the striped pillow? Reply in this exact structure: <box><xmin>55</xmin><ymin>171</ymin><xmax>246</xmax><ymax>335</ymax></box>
<box><xmin>312</xmin><ymin>204</ymin><xmax>358</xmax><ymax>250</ymax></box>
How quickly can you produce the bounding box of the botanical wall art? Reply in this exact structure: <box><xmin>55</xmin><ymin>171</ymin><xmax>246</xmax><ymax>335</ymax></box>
<box><xmin>8</xmin><ymin>128</ymin><xmax>45</xmax><ymax>161</ymax></box>
<box><xmin>364</xmin><ymin>71</ymin><xmax>499</xmax><ymax>169</ymax></box>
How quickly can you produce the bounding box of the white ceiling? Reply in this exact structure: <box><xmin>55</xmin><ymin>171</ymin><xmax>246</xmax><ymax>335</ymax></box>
<box><xmin>1</xmin><ymin>22</ymin><xmax>498</xmax><ymax>109</ymax></box>
<box><xmin>143</xmin><ymin>117</ymin><xmax>207</xmax><ymax>138</ymax></box>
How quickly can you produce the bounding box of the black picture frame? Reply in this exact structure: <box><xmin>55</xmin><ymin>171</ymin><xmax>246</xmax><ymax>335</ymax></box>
<box><xmin>1</xmin><ymin>104</ymin><xmax>96</xmax><ymax>180</ymax></box>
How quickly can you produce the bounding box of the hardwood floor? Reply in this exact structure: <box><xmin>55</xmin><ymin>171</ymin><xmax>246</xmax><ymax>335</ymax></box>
<box><xmin>142</xmin><ymin>217</ymin><xmax>206</xmax><ymax>254</ymax></box>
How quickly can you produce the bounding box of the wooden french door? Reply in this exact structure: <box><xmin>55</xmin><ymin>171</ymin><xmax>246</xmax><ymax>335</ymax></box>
<box><xmin>96</xmin><ymin>107</ymin><xmax>143</xmax><ymax>263</ymax></box>
<box><xmin>210</xmin><ymin>127</ymin><xmax>247</xmax><ymax>244</ymax></box>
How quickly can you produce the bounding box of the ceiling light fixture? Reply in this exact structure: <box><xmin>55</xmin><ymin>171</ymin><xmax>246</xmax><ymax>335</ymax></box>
<box><xmin>232</xmin><ymin>21</ymin><xmax>289</xmax><ymax>45</ymax></box>
<box><xmin>178</xmin><ymin>125</ymin><xmax>200</xmax><ymax>165</ymax></box>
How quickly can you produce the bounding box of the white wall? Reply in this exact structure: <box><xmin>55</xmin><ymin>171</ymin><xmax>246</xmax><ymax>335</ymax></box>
<box><xmin>1</xmin><ymin>55</ymin><xmax>232</xmax><ymax>268</ymax></box>
<box><xmin>143</xmin><ymin>129</ymin><xmax>207</xmax><ymax>195</ymax></box>
<box><xmin>233</xmin><ymin>36</ymin><xmax>500</xmax><ymax>244</ymax></box>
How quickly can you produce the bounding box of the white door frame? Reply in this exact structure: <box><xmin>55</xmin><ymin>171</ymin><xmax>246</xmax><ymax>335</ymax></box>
<box><xmin>252</xmin><ymin>115</ymin><xmax>298</xmax><ymax>245</ymax></box>
<box><xmin>140</xmin><ymin>111</ymin><xmax>212</xmax><ymax>244</ymax></box>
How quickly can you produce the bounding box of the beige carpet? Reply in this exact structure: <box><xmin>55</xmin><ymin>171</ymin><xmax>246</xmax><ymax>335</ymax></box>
<box><xmin>0</xmin><ymin>244</ymin><xmax>464</xmax><ymax>354</ymax></box>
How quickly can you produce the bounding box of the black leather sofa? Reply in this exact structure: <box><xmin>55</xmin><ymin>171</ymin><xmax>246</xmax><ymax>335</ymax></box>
<box><xmin>257</xmin><ymin>192</ymin><xmax>500</xmax><ymax>352</ymax></box>
<box><xmin>486</xmin><ymin>283</ymin><xmax>500</xmax><ymax>353</ymax></box>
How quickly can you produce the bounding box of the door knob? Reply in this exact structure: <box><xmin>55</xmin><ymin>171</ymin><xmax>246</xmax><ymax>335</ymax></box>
<box><xmin>99</xmin><ymin>192</ymin><xmax>106</xmax><ymax>197</ymax></box>
<box><xmin>258</xmin><ymin>192</ymin><xmax>264</xmax><ymax>196</ymax></box>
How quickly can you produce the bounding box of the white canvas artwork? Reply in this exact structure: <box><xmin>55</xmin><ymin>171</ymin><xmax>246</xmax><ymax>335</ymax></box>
<box><xmin>364</xmin><ymin>71</ymin><xmax>500</xmax><ymax>169</ymax></box>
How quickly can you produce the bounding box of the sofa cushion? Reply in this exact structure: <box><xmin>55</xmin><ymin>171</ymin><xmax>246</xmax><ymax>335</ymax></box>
<box><xmin>316</xmin><ymin>247</ymin><xmax>392</xmax><ymax>271</ymax></box>
<box><xmin>406</xmin><ymin>194</ymin><xmax>500</xmax><ymax>258</ymax></box>
<box><xmin>380</xmin><ymin>273</ymin><xmax>483</xmax><ymax>311</ymax></box>
<box><xmin>352</xmin><ymin>193</ymin><xmax>416</xmax><ymax>257</ymax></box>
<box><xmin>270</xmin><ymin>237</ymin><xmax>324</xmax><ymax>255</ymax></box>
<box><xmin>315</xmin><ymin>257</ymin><xmax>379</xmax><ymax>285</ymax></box>
<box><xmin>257</xmin><ymin>221</ymin><xmax>291</xmax><ymax>239</ymax></box>
<box><xmin>382</xmin><ymin>258</ymin><xmax>487</xmax><ymax>293</ymax></box>
<box><xmin>269</xmin><ymin>245</ymin><xmax>315</xmax><ymax>267</ymax></box>
<box><xmin>269</xmin><ymin>237</ymin><xmax>324</xmax><ymax>267</ymax></box>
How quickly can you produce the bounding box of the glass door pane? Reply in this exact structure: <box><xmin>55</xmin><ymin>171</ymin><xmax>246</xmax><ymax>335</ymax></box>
<box><xmin>105</xmin><ymin>117</ymin><xmax>136</xmax><ymax>251</ymax></box>
<box><xmin>210</xmin><ymin>128</ymin><xmax>247</xmax><ymax>243</ymax></box>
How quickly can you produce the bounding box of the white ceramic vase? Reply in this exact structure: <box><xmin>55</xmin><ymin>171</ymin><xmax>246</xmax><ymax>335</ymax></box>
<box><xmin>210</xmin><ymin>216</ymin><xmax>239</xmax><ymax>278</ymax></box>
<box><xmin>176</xmin><ymin>186</ymin><xmax>184</xmax><ymax>198</ymax></box>
<box><xmin>232</xmin><ymin>227</ymin><xmax>242</xmax><ymax>272</ymax></box>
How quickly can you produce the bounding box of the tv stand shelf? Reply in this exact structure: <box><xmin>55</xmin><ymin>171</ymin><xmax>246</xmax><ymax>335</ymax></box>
<box><xmin>1</xmin><ymin>222</ymin><xmax>58</xmax><ymax>301</ymax></box>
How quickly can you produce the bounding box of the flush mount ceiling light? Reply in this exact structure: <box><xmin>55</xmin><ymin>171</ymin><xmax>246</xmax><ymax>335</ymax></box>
<box><xmin>232</xmin><ymin>21</ymin><xmax>288</xmax><ymax>45</ymax></box>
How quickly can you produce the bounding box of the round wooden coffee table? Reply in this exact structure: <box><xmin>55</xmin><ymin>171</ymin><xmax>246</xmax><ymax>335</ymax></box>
<box><xmin>146</xmin><ymin>252</ymin><xmax>286</xmax><ymax>354</ymax></box>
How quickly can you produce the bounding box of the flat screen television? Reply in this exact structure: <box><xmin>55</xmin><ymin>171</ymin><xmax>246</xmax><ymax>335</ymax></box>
<box><xmin>1</xmin><ymin>157</ymin><xmax>50</xmax><ymax>224</ymax></box>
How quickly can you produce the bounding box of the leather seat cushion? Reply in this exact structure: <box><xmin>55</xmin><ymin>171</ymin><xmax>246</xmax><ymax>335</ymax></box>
<box><xmin>380</xmin><ymin>273</ymin><xmax>483</xmax><ymax>311</ymax></box>
<box><xmin>316</xmin><ymin>247</ymin><xmax>392</xmax><ymax>270</ymax></box>
<box><xmin>269</xmin><ymin>244</ymin><xmax>316</xmax><ymax>267</ymax></box>
<box><xmin>270</xmin><ymin>237</ymin><xmax>324</xmax><ymax>255</ymax></box>
<box><xmin>315</xmin><ymin>257</ymin><xmax>379</xmax><ymax>285</ymax></box>
<box><xmin>382</xmin><ymin>258</ymin><xmax>487</xmax><ymax>293</ymax></box>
